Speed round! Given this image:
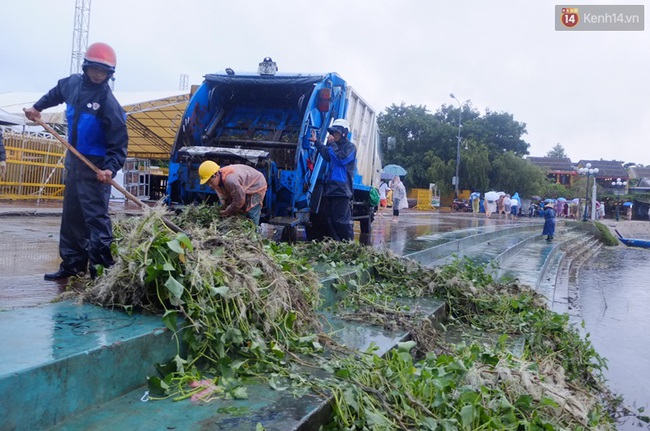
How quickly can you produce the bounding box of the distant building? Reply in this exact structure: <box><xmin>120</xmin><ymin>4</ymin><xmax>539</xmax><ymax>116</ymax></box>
<box><xmin>576</xmin><ymin>160</ymin><xmax>628</xmax><ymax>193</ymax></box>
<box><xmin>628</xmin><ymin>166</ymin><xmax>650</xmax><ymax>187</ymax></box>
<box><xmin>526</xmin><ymin>157</ymin><xmax>576</xmax><ymax>186</ymax></box>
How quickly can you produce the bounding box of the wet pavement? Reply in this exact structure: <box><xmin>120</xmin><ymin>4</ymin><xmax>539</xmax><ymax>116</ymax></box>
<box><xmin>1</xmin><ymin>207</ymin><xmax>543</xmax><ymax>310</ymax></box>
<box><xmin>1</xmin><ymin>216</ymin><xmax>63</xmax><ymax>308</ymax></box>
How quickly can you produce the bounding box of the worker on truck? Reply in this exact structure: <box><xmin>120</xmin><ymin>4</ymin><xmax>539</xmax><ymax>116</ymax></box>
<box><xmin>24</xmin><ymin>42</ymin><xmax>128</xmax><ymax>281</ymax></box>
<box><xmin>198</xmin><ymin>161</ymin><xmax>268</xmax><ymax>226</ymax></box>
<box><xmin>309</xmin><ymin>119</ymin><xmax>357</xmax><ymax>241</ymax></box>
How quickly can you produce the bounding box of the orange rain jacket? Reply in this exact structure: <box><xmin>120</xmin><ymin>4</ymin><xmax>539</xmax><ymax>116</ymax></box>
<box><xmin>214</xmin><ymin>164</ymin><xmax>268</xmax><ymax>216</ymax></box>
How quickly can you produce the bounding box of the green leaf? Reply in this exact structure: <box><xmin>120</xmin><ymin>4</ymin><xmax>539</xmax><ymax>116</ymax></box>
<box><xmin>335</xmin><ymin>368</ymin><xmax>350</xmax><ymax>378</ymax></box>
<box><xmin>167</xmin><ymin>239</ymin><xmax>184</xmax><ymax>254</ymax></box>
<box><xmin>460</xmin><ymin>404</ymin><xmax>475</xmax><ymax>429</ymax></box>
<box><xmin>165</xmin><ymin>275</ymin><xmax>185</xmax><ymax>299</ymax></box>
<box><xmin>225</xmin><ymin>327</ymin><xmax>244</xmax><ymax>345</ymax></box>
<box><xmin>161</xmin><ymin>309</ymin><xmax>177</xmax><ymax>332</ymax></box>
<box><xmin>173</xmin><ymin>354</ymin><xmax>187</xmax><ymax>374</ymax></box>
<box><xmin>147</xmin><ymin>375</ymin><xmax>170</xmax><ymax>396</ymax></box>
<box><xmin>421</xmin><ymin>417</ymin><xmax>439</xmax><ymax>430</ymax></box>
<box><xmin>365</xmin><ymin>410</ymin><xmax>390</xmax><ymax>427</ymax></box>
<box><xmin>232</xmin><ymin>386</ymin><xmax>248</xmax><ymax>399</ymax></box>
<box><xmin>209</xmin><ymin>285</ymin><xmax>229</xmax><ymax>297</ymax></box>
<box><xmin>397</xmin><ymin>340</ymin><xmax>417</xmax><ymax>351</ymax></box>
<box><xmin>540</xmin><ymin>397</ymin><xmax>559</xmax><ymax>408</ymax></box>
<box><xmin>269</xmin><ymin>376</ymin><xmax>288</xmax><ymax>391</ymax></box>
<box><xmin>176</xmin><ymin>233</ymin><xmax>194</xmax><ymax>252</ymax></box>
<box><xmin>515</xmin><ymin>394</ymin><xmax>533</xmax><ymax>411</ymax></box>
<box><xmin>255</xmin><ymin>423</ymin><xmax>266</xmax><ymax>431</ymax></box>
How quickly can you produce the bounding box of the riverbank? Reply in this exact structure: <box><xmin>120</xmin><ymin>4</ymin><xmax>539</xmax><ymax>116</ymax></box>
<box><xmin>602</xmin><ymin>218</ymin><xmax>650</xmax><ymax>239</ymax></box>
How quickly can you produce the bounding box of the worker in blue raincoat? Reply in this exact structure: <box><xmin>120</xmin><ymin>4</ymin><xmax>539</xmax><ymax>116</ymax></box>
<box><xmin>24</xmin><ymin>42</ymin><xmax>128</xmax><ymax>280</ymax></box>
<box><xmin>310</xmin><ymin>118</ymin><xmax>357</xmax><ymax>241</ymax></box>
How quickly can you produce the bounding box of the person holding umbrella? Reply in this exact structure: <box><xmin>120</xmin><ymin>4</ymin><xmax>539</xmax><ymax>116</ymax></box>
<box><xmin>484</xmin><ymin>191</ymin><xmax>499</xmax><ymax>219</ymax></box>
<box><xmin>389</xmin><ymin>175</ymin><xmax>406</xmax><ymax>222</ymax></box>
<box><xmin>542</xmin><ymin>203</ymin><xmax>556</xmax><ymax>241</ymax></box>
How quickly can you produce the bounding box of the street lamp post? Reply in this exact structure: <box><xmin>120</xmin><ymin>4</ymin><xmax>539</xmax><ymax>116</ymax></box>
<box><xmin>611</xmin><ymin>177</ymin><xmax>627</xmax><ymax>221</ymax></box>
<box><xmin>578</xmin><ymin>163</ymin><xmax>599</xmax><ymax>222</ymax></box>
<box><xmin>450</xmin><ymin>93</ymin><xmax>462</xmax><ymax>199</ymax></box>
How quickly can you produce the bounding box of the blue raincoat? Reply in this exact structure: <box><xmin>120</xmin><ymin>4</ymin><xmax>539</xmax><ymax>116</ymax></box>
<box><xmin>542</xmin><ymin>207</ymin><xmax>556</xmax><ymax>237</ymax></box>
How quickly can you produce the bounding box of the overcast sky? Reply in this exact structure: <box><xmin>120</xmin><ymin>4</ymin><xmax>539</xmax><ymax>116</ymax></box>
<box><xmin>1</xmin><ymin>0</ymin><xmax>648</xmax><ymax>165</ymax></box>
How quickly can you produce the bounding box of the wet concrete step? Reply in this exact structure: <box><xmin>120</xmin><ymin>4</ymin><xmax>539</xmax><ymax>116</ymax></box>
<box><xmin>0</xmin><ymin>302</ymin><xmax>177</xmax><ymax>431</ymax></box>
<box><xmin>47</xmin><ymin>297</ymin><xmax>446</xmax><ymax>431</ymax></box>
<box><xmin>424</xmin><ymin>228</ymin><xmax>547</xmax><ymax>268</ymax></box>
<box><xmin>498</xmin><ymin>230</ymin><xmax>596</xmax><ymax>309</ymax></box>
<box><xmin>405</xmin><ymin>223</ymin><xmax>542</xmax><ymax>265</ymax></box>
<box><xmin>546</xmin><ymin>236</ymin><xmax>602</xmax><ymax>314</ymax></box>
<box><xmin>2</xmin><ymin>265</ymin><xmax>446</xmax><ymax>431</ymax></box>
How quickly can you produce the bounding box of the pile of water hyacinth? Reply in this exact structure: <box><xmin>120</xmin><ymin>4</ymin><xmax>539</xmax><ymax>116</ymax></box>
<box><xmin>63</xmin><ymin>204</ymin><xmax>646</xmax><ymax>430</ymax></box>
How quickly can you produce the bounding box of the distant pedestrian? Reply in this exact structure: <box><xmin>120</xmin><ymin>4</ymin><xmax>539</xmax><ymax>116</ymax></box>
<box><xmin>470</xmin><ymin>191</ymin><xmax>480</xmax><ymax>216</ymax></box>
<box><xmin>510</xmin><ymin>192</ymin><xmax>520</xmax><ymax>220</ymax></box>
<box><xmin>486</xmin><ymin>198</ymin><xmax>496</xmax><ymax>219</ymax></box>
<box><xmin>497</xmin><ymin>195</ymin><xmax>505</xmax><ymax>217</ymax></box>
<box><xmin>389</xmin><ymin>175</ymin><xmax>406</xmax><ymax>222</ymax></box>
<box><xmin>378</xmin><ymin>180</ymin><xmax>390</xmax><ymax>217</ymax></box>
<box><xmin>542</xmin><ymin>203</ymin><xmax>556</xmax><ymax>241</ymax></box>
<box><xmin>0</xmin><ymin>129</ymin><xmax>6</xmax><ymax>179</ymax></box>
<box><xmin>503</xmin><ymin>194</ymin><xmax>512</xmax><ymax>219</ymax></box>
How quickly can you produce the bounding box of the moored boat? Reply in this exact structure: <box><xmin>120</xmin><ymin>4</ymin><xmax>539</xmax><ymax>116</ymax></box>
<box><xmin>615</xmin><ymin>230</ymin><xmax>650</xmax><ymax>249</ymax></box>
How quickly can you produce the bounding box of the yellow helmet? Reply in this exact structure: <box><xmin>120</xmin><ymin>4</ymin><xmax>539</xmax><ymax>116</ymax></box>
<box><xmin>198</xmin><ymin>160</ymin><xmax>220</xmax><ymax>184</ymax></box>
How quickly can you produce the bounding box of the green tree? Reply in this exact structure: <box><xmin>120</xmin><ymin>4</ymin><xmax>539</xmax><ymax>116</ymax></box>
<box><xmin>378</xmin><ymin>104</ymin><xmax>452</xmax><ymax>189</ymax></box>
<box><xmin>491</xmin><ymin>152</ymin><xmax>547</xmax><ymax>197</ymax></box>
<box><xmin>460</xmin><ymin>139</ymin><xmax>490</xmax><ymax>192</ymax></box>
<box><xmin>378</xmin><ymin>102</ymin><xmax>533</xmax><ymax>192</ymax></box>
<box><xmin>426</xmin><ymin>156</ymin><xmax>454</xmax><ymax>196</ymax></box>
<box><xmin>546</xmin><ymin>143</ymin><xmax>568</xmax><ymax>158</ymax></box>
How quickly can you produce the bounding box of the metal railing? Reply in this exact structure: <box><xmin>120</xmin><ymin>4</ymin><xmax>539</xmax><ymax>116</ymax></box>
<box><xmin>0</xmin><ymin>129</ymin><xmax>66</xmax><ymax>200</ymax></box>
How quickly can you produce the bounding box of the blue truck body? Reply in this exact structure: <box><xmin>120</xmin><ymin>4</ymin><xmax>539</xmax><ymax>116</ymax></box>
<box><xmin>166</xmin><ymin>63</ymin><xmax>381</xmax><ymax>239</ymax></box>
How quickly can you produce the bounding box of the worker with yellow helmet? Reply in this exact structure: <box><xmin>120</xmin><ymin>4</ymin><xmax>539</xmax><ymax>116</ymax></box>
<box><xmin>198</xmin><ymin>161</ymin><xmax>268</xmax><ymax>225</ymax></box>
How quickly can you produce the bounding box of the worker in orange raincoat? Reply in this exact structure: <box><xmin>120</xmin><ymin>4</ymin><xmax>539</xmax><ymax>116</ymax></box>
<box><xmin>198</xmin><ymin>161</ymin><xmax>267</xmax><ymax>225</ymax></box>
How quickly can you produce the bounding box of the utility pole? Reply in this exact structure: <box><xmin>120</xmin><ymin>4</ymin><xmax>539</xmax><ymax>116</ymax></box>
<box><xmin>70</xmin><ymin>0</ymin><xmax>92</xmax><ymax>75</ymax></box>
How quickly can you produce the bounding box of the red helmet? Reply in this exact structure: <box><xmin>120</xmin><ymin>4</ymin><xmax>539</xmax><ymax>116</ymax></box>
<box><xmin>83</xmin><ymin>42</ymin><xmax>116</xmax><ymax>74</ymax></box>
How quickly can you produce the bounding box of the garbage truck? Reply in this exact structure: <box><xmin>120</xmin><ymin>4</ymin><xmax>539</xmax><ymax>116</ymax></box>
<box><xmin>166</xmin><ymin>58</ymin><xmax>382</xmax><ymax>240</ymax></box>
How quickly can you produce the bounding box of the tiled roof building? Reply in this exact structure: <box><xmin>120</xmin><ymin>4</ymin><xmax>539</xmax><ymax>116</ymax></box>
<box><xmin>527</xmin><ymin>157</ymin><xmax>576</xmax><ymax>186</ymax></box>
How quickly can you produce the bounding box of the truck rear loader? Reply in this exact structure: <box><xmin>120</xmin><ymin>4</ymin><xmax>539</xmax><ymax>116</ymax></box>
<box><xmin>166</xmin><ymin>58</ymin><xmax>382</xmax><ymax>240</ymax></box>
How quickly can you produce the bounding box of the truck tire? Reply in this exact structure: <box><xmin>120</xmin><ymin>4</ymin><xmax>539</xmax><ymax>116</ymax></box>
<box><xmin>359</xmin><ymin>214</ymin><xmax>372</xmax><ymax>234</ymax></box>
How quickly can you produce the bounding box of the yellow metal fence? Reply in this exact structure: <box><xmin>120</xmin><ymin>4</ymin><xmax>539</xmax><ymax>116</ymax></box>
<box><xmin>0</xmin><ymin>129</ymin><xmax>66</xmax><ymax>200</ymax></box>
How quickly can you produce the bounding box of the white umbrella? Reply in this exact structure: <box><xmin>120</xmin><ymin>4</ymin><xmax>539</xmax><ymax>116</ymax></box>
<box><xmin>484</xmin><ymin>191</ymin><xmax>499</xmax><ymax>201</ymax></box>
